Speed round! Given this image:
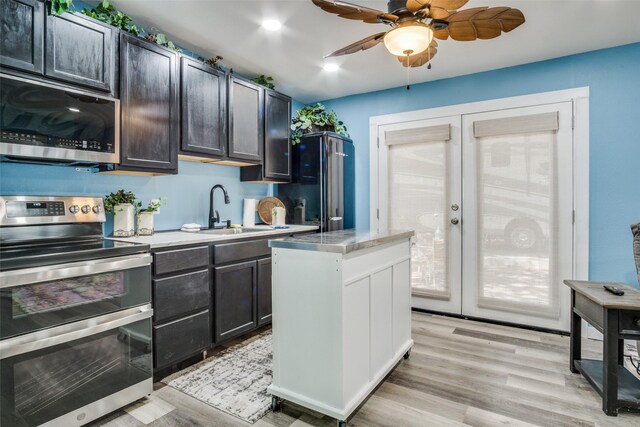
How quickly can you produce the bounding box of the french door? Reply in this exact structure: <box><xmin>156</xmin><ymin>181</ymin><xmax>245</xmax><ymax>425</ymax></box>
<box><xmin>378</xmin><ymin>102</ymin><xmax>574</xmax><ymax>331</ymax></box>
<box><xmin>378</xmin><ymin>115</ymin><xmax>462</xmax><ymax>314</ymax></box>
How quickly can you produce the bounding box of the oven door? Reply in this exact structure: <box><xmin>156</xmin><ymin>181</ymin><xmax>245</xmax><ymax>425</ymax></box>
<box><xmin>0</xmin><ymin>305</ymin><xmax>153</xmax><ymax>427</ymax></box>
<box><xmin>0</xmin><ymin>253</ymin><xmax>151</xmax><ymax>340</ymax></box>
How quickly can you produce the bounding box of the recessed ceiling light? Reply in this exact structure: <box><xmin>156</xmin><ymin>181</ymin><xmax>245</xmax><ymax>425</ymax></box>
<box><xmin>323</xmin><ymin>63</ymin><xmax>339</xmax><ymax>72</ymax></box>
<box><xmin>262</xmin><ymin>19</ymin><xmax>282</xmax><ymax>31</ymax></box>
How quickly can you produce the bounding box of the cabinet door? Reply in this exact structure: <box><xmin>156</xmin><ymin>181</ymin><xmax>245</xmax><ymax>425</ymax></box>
<box><xmin>228</xmin><ymin>76</ymin><xmax>263</xmax><ymax>162</ymax></box>
<box><xmin>0</xmin><ymin>0</ymin><xmax>44</xmax><ymax>74</ymax></box>
<box><xmin>264</xmin><ymin>90</ymin><xmax>291</xmax><ymax>180</ymax></box>
<box><xmin>154</xmin><ymin>310</ymin><xmax>210</xmax><ymax>369</ymax></box>
<box><xmin>180</xmin><ymin>57</ymin><xmax>226</xmax><ymax>158</ymax></box>
<box><xmin>120</xmin><ymin>33</ymin><xmax>178</xmax><ymax>173</ymax></box>
<box><xmin>257</xmin><ymin>257</ymin><xmax>272</xmax><ymax>326</ymax></box>
<box><xmin>214</xmin><ymin>260</ymin><xmax>257</xmax><ymax>342</ymax></box>
<box><xmin>45</xmin><ymin>12</ymin><xmax>115</xmax><ymax>92</ymax></box>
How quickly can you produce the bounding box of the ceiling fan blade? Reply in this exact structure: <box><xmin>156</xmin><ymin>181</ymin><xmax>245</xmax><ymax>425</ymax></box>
<box><xmin>436</xmin><ymin>6</ymin><xmax>525</xmax><ymax>41</ymax></box>
<box><xmin>326</xmin><ymin>32</ymin><xmax>387</xmax><ymax>57</ymax></box>
<box><xmin>406</xmin><ymin>0</ymin><xmax>468</xmax><ymax>13</ymax></box>
<box><xmin>312</xmin><ymin>0</ymin><xmax>398</xmax><ymax>24</ymax></box>
<box><xmin>397</xmin><ymin>40</ymin><xmax>438</xmax><ymax>67</ymax></box>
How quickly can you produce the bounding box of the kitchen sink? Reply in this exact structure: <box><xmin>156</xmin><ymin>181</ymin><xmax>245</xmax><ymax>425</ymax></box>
<box><xmin>197</xmin><ymin>227</ymin><xmax>268</xmax><ymax>235</ymax></box>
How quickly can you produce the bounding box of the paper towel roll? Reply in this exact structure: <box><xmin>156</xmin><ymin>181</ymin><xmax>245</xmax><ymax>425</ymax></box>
<box><xmin>243</xmin><ymin>199</ymin><xmax>256</xmax><ymax>227</ymax></box>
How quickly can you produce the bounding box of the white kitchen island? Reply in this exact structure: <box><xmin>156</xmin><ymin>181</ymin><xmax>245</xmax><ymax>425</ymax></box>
<box><xmin>267</xmin><ymin>229</ymin><xmax>415</xmax><ymax>426</ymax></box>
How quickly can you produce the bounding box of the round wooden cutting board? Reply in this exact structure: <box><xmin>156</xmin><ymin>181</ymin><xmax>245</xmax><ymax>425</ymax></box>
<box><xmin>258</xmin><ymin>196</ymin><xmax>285</xmax><ymax>225</ymax></box>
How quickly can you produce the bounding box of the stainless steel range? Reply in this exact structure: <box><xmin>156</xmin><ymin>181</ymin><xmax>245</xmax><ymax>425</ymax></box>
<box><xmin>0</xmin><ymin>196</ymin><xmax>153</xmax><ymax>427</ymax></box>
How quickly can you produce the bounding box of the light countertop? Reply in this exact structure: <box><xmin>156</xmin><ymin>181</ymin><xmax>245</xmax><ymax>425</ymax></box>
<box><xmin>268</xmin><ymin>229</ymin><xmax>415</xmax><ymax>254</ymax></box>
<box><xmin>108</xmin><ymin>225</ymin><xmax>319</xmax><ymax>249</ymax></box>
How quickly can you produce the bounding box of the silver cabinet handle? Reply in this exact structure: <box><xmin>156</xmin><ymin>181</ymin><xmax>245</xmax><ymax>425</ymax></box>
<box><xmin>451</xmin><ymin>218</ymin><xmax>459</xmax><ymax>225</ymax></box>
<box><xmin>329</xmin><ymin>217</ymin><xmax>343</xmax><ymax>221</ymax></box>
<box><xmin>451</xmin><ymin>204</ymin><xmax>459</xmax><ymax>211</ymax></box>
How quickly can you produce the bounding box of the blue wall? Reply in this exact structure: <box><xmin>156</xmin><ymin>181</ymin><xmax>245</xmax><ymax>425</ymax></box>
<box><xmin>0</xmin><ymin>161</ymin><xmax>270</xmax><ymax>234</ymax></box>
<box><xmin>319</xmin><ymin>42</ymin><xmax>640</xmax><ymax>285</ymax></box>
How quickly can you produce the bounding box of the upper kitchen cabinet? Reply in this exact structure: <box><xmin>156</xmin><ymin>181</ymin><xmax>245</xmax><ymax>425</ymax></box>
<box><xmin>240</xmin><ymin>89</ymin><xmax>291</xmax><ymax>183</ymax></box>
<box><xmin>223</xmin><ymin>75</ymin><xmax>264</xmax><ymax>165</ymax></box>
<box><xmin>44</xmin><ymin>12</ymin><xmax>116</xmax><ymax>93</ymax></box>
<box><xmin>0</xmin><ymin>0</ymin><xmax>44</xmax><ymax>74</ymax></box>
<box><xmin>116</xmin><ymin>33</ymin><xmax>178</xmax><ymax>174</ymax></box>
<box><xmin>179</xmin><ymin>57</ymin><xmax>227</xmax><ymax>160</ymax></box>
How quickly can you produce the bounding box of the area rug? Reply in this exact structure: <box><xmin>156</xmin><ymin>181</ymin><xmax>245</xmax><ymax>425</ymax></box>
<box><xmin>162</xmin><ymin>331</ymin><xmax>272</xmax><ymax>424</ymax></box>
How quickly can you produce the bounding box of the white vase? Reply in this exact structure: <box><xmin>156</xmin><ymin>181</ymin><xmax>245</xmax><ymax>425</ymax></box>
<box><xmin>137</xmin><ymin>211</ymin><xmax>154</xmax><ymax>236</ymax></box>
<box><xmin>113</xmin><ymin>204</ymin><xmax>135</xmax><ymax>237</ymax></box>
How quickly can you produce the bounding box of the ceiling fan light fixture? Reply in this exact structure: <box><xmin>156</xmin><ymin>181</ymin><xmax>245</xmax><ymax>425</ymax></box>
<box><xmin>383</xmin><ymin>22</ymin><xmax>433</xmax><ymax>57</ymax></box>
<box><xmin>262</xmin><ymin>19</ymin><xmax>282</xmax><ymax>31</ymax></box>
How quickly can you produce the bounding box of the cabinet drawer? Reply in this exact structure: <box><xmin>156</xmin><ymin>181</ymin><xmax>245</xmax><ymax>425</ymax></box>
<box><xmin>153</xmin><ymin>269</ymin><xmax>210</xmax><ymax>323</ymax></box>
<box><xmin>154</xmin><ymin>310</ymin><xmax>209</xmax><ymax>369</ymax></box>
<box><xmin>154</xmin><ymin>245</ymin><xmax>209</xmax><ymax>275</ymax></box>
<box><xmin>213</xmin><ymin>239</ymin><xmax>270</xmax><ymax>264</ymax></box>
<box><xmin>619</xmin><ymin>311</ymin><xmax>640</xmax><ymax>336</ymax></box>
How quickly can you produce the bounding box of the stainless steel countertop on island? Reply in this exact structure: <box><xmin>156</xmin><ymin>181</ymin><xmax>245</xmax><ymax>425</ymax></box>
<box><xmin>268</xmin><ymin>228</ymin><xmax>415</xmax><ymax>254</ymax></box>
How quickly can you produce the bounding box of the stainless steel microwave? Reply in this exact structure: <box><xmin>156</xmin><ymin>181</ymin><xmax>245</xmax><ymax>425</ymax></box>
<box><xmin>0</xmin><ymin>74</ymin><xmax>119</xmax><ymax>165</ymax></box>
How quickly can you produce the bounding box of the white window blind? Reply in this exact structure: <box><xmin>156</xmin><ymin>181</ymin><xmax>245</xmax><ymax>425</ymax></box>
<box><xmin>473</xmin><ymin>112</ymin><xmax>559</xmax><ymax>138</ymax></box>
<box><xmin>385</xmin><ymin>124</ymin><xmax>450</xmax><ymax>146</ymax></box>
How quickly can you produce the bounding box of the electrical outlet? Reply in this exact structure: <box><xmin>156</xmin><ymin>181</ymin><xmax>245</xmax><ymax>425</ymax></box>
<box><xmin>151</xmin><ymin>198</ymin><xmax>160</xmax><ymax>215</ymax></box>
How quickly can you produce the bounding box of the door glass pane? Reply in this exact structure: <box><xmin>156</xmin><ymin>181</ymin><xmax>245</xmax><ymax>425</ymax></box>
<box><xmin>475</xmin><ymin>131</ymin><xmax>559</xmax><ymax>317</ymax></box>
<box><xmin>388</xmin><ymin>133</ymin><xmax>450</xmax><ymax>299</ymax></box>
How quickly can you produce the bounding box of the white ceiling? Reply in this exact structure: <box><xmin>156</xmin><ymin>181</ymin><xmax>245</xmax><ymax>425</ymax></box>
<box><xmin>110</xmin><ymin>0</ymin><xmax>640</xmax><ymax>103</ymax></box>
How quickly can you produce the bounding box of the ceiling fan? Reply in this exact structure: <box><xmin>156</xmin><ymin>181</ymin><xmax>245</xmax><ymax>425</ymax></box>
<box><xmin>312</xmin><ymin>0</ymin><xmax>525</xmax><ymax>69</ymax></box>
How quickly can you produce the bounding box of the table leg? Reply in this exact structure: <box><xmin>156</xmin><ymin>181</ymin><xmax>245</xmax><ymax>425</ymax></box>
<box><xmin>618</xmin><ymin>338</ymin><xmax>625</xmax><ymax>366</ymax></box>
<box><xmin>603</xmin><ymin>309</ymin><xmax>619</xmax><ymax>416</ymax></box>
<box><xmin>570</xmin><ymin>290</ymin><xmax>581</xmax><ymax>373</ymax></box>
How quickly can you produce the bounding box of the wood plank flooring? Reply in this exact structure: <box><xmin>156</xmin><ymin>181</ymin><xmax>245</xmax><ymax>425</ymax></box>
<box><xmin>91</xmin><ymin>312</ymin><xmax>640</xmax><ymax>427</ymax></box>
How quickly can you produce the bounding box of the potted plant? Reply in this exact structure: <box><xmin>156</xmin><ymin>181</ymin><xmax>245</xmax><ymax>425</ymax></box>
<box><xmin>290</xmin><ymin>103</ymin><xmax>349</xmax><ymax>145</ymax></box>
<box><xmin>104</xmin><ymin>190</ymin><xmax>136</xmax><ymax>237</ymax></box>
<box><xmin>135</xmin><ymin>197</ymin><xmax>167</xmax><ymax>236</ymax></box>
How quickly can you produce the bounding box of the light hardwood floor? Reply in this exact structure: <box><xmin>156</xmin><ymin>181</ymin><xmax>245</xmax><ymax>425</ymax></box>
<box><xmin>92</xmin><ymin>312</ymin><xmax>640</xmax><ymax>427</ymax></box>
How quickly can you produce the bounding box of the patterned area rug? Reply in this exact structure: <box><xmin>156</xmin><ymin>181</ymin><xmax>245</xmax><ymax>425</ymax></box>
<box><xmin>162</xmin><ymin>331</ymin><xmax>272</xmax><ymax>424</ymax></box>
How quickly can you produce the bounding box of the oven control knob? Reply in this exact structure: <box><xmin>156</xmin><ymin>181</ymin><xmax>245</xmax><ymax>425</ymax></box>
<box><xmin>92</xmin><ymin>205</ymin><xmax>102</xmax><ymax>213</ymax></box>
<box><xmin>69</xmin><ymin>205</ymin><xmax>80</xmax><ymax>214</ymax></box>
<box><xmin>81</xmin><ymin>205</ymin><xmax>91</xmax><ymax>214</ymax></box>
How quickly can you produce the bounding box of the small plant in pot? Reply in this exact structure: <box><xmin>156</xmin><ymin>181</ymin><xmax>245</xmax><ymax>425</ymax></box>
<box><xmin>135</xmin><ymin>197</ymin><xmax>167</xmax><ymax>236</ymax></box>
<box><xmin>291</xmin><ymin>103</ymin><xmax>349</xmax><ymax>145</ymax></box>
<box><xmin>104</xmin><ymin>190</ymin><xmax>136</xmax><ymax>237</ymax></box>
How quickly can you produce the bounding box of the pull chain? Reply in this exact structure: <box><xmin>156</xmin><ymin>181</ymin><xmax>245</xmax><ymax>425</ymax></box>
<box><xmin>427</xmin><ymin>45</ymin><xmax>432</xmax><ymax>70</ymax></box>
<box><xmin>404</xmin><ymin>50</ymin><xmax>412</xmax><ymax>90</ymax></box>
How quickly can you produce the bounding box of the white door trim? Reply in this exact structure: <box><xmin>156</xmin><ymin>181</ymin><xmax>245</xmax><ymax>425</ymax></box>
<box><xmin>370</xmin><ymin>88</ymin><xmax>590</xmax><ymax>312</ymax></box>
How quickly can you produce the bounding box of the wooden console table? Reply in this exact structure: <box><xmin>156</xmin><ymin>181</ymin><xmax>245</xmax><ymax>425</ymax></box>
<box><xmin>565</xmin><ymin>280</ymin><xmax>640</xmax><ymax>416</ymax></box>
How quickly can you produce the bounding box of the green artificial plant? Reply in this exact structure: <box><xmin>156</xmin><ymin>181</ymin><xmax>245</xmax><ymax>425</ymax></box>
<box><xmin>104</xmin><ymin>189</ymin><xmax>136</xmax><ymax>215</ymax></box>
<box><xmin>49</xmin><ymin>0</ymin><xmax>74</xmax><ymax>15</ymax></box>
<box><xmin>253</xmin><ymin>75</ymin><xmax>275</xmax><ymax>90</ymax></box>
<box><xmin>290</xmin><ymin>103</ymin><xmax>349</xmax><ymax>145</ymax></box>
<box><xmin>83</xmin><ymin>0</ymin><xmax>142</xmax><ymax>35</ymax></box>
<box><xmin>135</xmin><ymin>197</ymin><xmax>168</xmax><ymax>215</ymax></box>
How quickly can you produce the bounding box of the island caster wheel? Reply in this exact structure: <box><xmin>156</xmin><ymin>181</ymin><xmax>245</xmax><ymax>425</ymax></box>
<box><xmin>337</xmin><ymin>421</ymin><xmax>347</xmax><ymax>427</ymax></box>
<box><xmin>271</xmin><ymin>396</ymin><xmax>282</xmax><ymax>412</ymax></box>
<box><xmin>403</xmin><ymin>349</ymin><xmax>411</xmax><ymax>360</ymax></box>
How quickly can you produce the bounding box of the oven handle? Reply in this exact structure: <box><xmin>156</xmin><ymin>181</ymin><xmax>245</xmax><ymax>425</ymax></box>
<box><xmin>0</xmin><ymin>304</ymin><xmax>153</xmax><ymax>360</ymax></box>
<box><xmin>0</xmin><ymin>253</ymin><xmax>152</xmax><ymax>288</ymax></box>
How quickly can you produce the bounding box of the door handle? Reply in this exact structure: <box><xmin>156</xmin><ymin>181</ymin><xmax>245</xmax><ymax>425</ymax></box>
<box><xmin>329</xmin><ymin>217</ymin><xmax>343</xmax><ymax>221</ymax></box>
<box><xmin>451</xmin><ymin>218</ymin><xmax>459</xmax><ymax>225</ymax></box>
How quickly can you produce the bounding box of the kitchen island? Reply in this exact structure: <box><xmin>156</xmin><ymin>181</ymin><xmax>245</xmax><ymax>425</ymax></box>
<box><xmin>267</xmin><ymin>229</ymin><xmax>415</xmax><ymax>426</ymax></box>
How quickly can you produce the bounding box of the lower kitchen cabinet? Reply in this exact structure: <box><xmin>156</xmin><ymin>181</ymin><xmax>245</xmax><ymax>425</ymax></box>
<box><xmin>154</xmin><ymin>309</ymin><xmax>210</xmax><ymax>369</ymax></box>
<box><xmin>257</xmin><ymin>257</ymin><xmax>272</xmax><ymax>326</ymax></box>
<box><xmin>214</xmin><ymin>260</ymin><xmax>258</xmax><ymax>342</ymax></box>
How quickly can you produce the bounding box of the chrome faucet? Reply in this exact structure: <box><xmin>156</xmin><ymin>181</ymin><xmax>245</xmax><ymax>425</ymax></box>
<box><xmin>209</xmin><ymin>184</ymin><xmax>230</xmax><ymax>229</ymax></box>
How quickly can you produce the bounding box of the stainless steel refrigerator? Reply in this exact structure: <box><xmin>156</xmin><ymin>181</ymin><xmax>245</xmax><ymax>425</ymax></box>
<box><xmin>277</xmin><ymin>132</ymin><xmax>355</xmax><ymax>232</ymax></box>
